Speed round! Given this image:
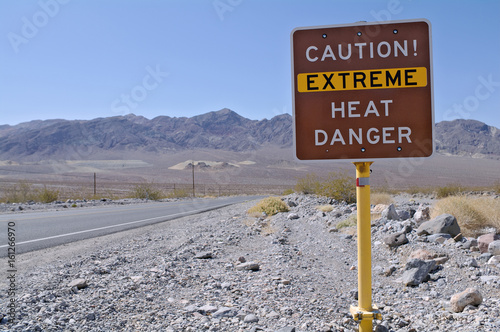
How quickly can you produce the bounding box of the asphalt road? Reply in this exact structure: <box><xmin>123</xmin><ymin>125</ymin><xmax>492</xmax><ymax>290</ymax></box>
<box><xmin>0</xmin><ymin>196</ymin><xmax>264</xmax><ymax>257</ymax></box>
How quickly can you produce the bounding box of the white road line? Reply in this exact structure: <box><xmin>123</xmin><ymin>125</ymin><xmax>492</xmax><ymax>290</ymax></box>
<box><xmin>0</xmin><ymin>205</ymin><xmax>226</xmax><ymax>249</ymax></box>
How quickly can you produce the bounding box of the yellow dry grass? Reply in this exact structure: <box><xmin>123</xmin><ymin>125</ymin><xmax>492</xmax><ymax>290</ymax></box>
<box><xmin>431</xmin><ymin>196</ymin><xmax>500</xmax><ymax>237</ymax></box>
<box><xmin>316</xmin><ymin>205</ymin><xmax>334</xmax><ymax>212</ymax></box>
<box><xmin>371</xmin><ymin>193</ymin><xmax>393</xmax><ymax>205</ymax></box>
<box><xmin>247</xmin><ymin>196</ymin><xmax>289</xmax><ymax>217</ymax></box>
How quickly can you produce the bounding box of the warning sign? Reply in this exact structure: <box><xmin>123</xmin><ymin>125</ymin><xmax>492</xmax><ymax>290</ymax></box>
<box><xmin>291</xmin><ymin>19</ymin><xmax>434</xmax><ymax>160</ymax></box>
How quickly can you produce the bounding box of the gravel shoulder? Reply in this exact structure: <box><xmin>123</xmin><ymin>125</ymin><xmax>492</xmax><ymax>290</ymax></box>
<box><xmin>1</xmin><ymin>194</ymin><xmax>499</xmax><ymax>331</ymax></box>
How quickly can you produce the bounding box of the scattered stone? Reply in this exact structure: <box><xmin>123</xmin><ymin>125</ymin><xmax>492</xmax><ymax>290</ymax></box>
<box><xmin>198</xmin><ymin>305</ymin><xmax>218</xmax><ymax>314</ymax></box>
<box><xmin>384</xmin><ymin>265</ymin><xmax>397</xmax><ymax>277</ymax></box>
<box><xmin>488</xmin><ymin>240</ymin><xmax>500</xmax><ymax>255</ymax></box>
<box><xmin>383</xmin><ymin>232</ymin><xmax>408</xmax><ymax>248</ymax></box>
<box><xmin>414</xmin><ymin>205</ymin><xmax>430</xmax><ymax>222</ymax></box>
<box><xmin>372</xmin><ymin>204</ymin><xmax>388</xmax><ymax>214</ymax></box>
<box><xmin>450</xmin><ymin>288</ymin><xmax>483</xmax><ymax>312</ymax></box>
<box><xmin>409</xmin><ymin>249</ymin><xmax>436</xmax><ymax>260</ymax></box>
<box><xmin>427</xmin><ymin>233</ymin><xmax>451</xmax><ymax>243</ymax></box>
<box><xmin>6</xmin><ymin>192</ymin><xmax>500</xmax><ymax>332</ymax></box>
<box><xmin>433</xmin><ymin>256</ymin><xmax>449</xmax><ymax>265</ymax></box>
<box><xmin>401</xmin><ymin>259</ymin><xmax>436</xmax><ymax>286</ymax></box>
<box><xmin>478</xmin><ymin>233</ymin><xmax>500</xmax><ymax>253</ymax></box>
<box><xmin>275</xmin><ymin>327</ymin><xmax>295</xmax><ymax>332</ymax></box>
<box><xmin>212</xmin><ymin>307</ymin><xmax>238</xmax><ymax>318</ymax></box>
<box><xmin>397</xmin><ymin>210</ymin><xmax>411</xmax><ymax>220</ymax></box>
<box><xmin>382</xmin><ymin>204</ymin><xmax>399</xmax><ymax>220</ymax></box>
<box><xmin>236</xmin><ymin>262</ymin><xmax>260</xmax><ymax>271</ymax></box>
<box><xmin>287</xmin><ymin>213</ymin><xmax>299</xmax><ymax>220</ymax></box>
<box><xmin>194</xmin><ymin>251</ymin><xmax>213</xmax><ymax>259</ymax></box>
<box><xmin>487</xmin><ymin>255</ymin><xmax>500</xmax><ymax>265</ymax></box>
<box><xmin>416</xmin><ymin>214</ymin><xmax>461</xmax><ymax>237</ymax></box>
<box><xmin>244</xmin><ymin>314</ymin><xmax>259</xmax><ymax>323</ymax></box>
<box><xmin>67</xmin><ymin>278</ymin><xmax>87</xmax><ymax>289</ymax></box>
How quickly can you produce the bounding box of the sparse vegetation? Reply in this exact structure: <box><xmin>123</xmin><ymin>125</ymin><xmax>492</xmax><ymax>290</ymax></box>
<box><xmin>431</xmin><ymin>196</ymin><xmax>500</xmax><ymax>237</ymax></box>
<box><xmin>247</xmin><ymin>197</ymin><xmax>289</xmax><ymax>217</ymax></box>
<box><xmin>295</xmin><ymin>171</ymin><xmax>356</xmax><ymax>203</ymax></box>
<box><xmin>282</xmin><ymin>188</ymin><xmax>294</xmax><ymax>196</ymax></box>
<box><xmin>371</xmin><ymin>193</ymin><xmax>393</xmax><ymax>205</ymax></box>
<box><xmin>494</xmin><ymin>180</ymin><xmax>500</xmax><ymax>194</ymax></box>
<box><xmin>336</xmin><ymin>215</ymin><xmax>357</xmax><ymax>229</ymax></box>
<box><xmin>436</xmin><ymin>184</ymin><xmax>463</xmax><ymax>198</ymax></box>
<box><xmin>165</xmin><ymin>188</ymin><xmax>190</xmax><ymax>198</ymax></box>
<box><xmin>316</xmin><ymin>205</ymin><xmax>334</xmax><ymax>212</ymax></box>
<box><xmin>295</xmin><ymin>173</ymin><xmax>320</xmax><ymax>195</ymax></box>
<box><xmin>1</xmin><ymin>181</ymin><xmax>60</xmax><ymax>203</ymax></box>
<box><xmin>37</xmin><ymin>185</ymin><xmax>60</xmax><ymax>203</ymax></box>
<box><xmin>132</xmin><ymin>182</ymin><xmax>163</xmax><ymax>200</ymax></box>
<box><xmin>2</xmin><ymin>181</ymin><xmax>36</xmax><ymax>203</ymax></box>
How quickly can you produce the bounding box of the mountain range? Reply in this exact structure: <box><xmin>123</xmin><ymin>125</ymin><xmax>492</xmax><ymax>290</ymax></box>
<box><xmin>0</xmin><ymin>108</ymin><xmax>498</xmax><ymax>161</ymax></box>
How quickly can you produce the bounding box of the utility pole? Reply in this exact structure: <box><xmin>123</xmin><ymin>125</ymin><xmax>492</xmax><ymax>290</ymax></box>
<box><xmin>94</xmin><ymin>173</ymin><xmax>96</xmax><ymax>196</ymax></box>
<box><xmin>192</xmin><ymin>162</ymin><xmax>195</xmax><ymax>197</ymax></box>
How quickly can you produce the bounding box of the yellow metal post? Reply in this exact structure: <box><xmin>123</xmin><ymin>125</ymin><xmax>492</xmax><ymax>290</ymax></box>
<box><xmin>350</xmin><ymin>162</ymin><xmax>381</xmax><ymax>331</ymax></box>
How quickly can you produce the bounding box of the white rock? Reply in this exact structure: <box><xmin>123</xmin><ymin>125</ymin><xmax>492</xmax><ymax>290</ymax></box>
<box><xmin>488</xmin><ymin>240</ymin><xmax>500</xmax><ymax>255</ymax></box>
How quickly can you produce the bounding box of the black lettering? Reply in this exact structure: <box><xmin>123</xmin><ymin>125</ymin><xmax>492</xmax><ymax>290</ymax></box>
<box><xmin>338</xmin><ymin>72</ymin><xmax>350</xmax><ymax>89</ymax></box>
<box><xmin>386</xmin><ymin>70</ymin><xmax>401</xmax><ymax>86</ymax></box>
<box><xmin>307</xmin><ymin>74</ymin><xmax>319</xmax><ymax>90</ymax></box>
<box><xmin>405</xmin><ymin>69</ymin><xmax>417</xmax><ymax>86</ymax></box>
<box><xmin>322</xmin><ymin>73</ymin><xmax>335</xmax><ymax>90</ymax></box>
<box><xmin>353</xmin><ymin>72</ymin><xmax>366</xmax><ymax>88</ymax></box>
<box><xmin>370</xmin><ymin>71</ymin><xmax>382</xmax><ymax>87</ymax></box>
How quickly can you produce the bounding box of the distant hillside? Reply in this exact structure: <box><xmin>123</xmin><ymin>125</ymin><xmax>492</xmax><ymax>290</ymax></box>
<box><xmin>0</xmin><ymin>110</ymin><xmax>499</xmax><ymax>161</ymax></box>
<box><xmin>0</xmin><ymin>109</ymin><xmax>292</xmax><ymax>161</ymax></box>
<box><xmin>435</xmin><ymin>119</ymin><xmax>500</xmax><ymax>159</ymax></box>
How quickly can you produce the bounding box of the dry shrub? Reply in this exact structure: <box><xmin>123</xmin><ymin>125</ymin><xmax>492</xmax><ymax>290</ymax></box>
<box><xmin>295</xmin><ymin>173</ymin><xmax>320</xmax><ymax>194</ymax></box>
<box><xmin>247</xmin><ymin>197</ymin><xmax>289</xmax><ymax>217</ymax></box>
<box><xmin>316</xmin><ymin>205</ymin><xmax>334</xmax><ymax>212</ymax></box>
<box><xmin>371</xmin><ymin>193</ymin><xmax>393</xmax><ymax>205</ymax></box>
<box><xmin>436</xmin><ymin>184</ymin><xmax>463</xmax><ymax>198</ymax></box>
<box><xmin>132</xmin><ymin>182</ymin><xmax>163</xmax><ymax>200</ymax></box>
<box><xmin>431</xmin><ymin>196</ymin><xmax>500</xmax><ymax>237</ymax></box>
<box><xmin>37</xmin><ymin>185</ymin><xmax>60</xmax><ymax>203</ymax></box>
<box><xmin>336</xmin><ymin>215</ymin><xmax>357</xmax><ymax>229</ymax></box>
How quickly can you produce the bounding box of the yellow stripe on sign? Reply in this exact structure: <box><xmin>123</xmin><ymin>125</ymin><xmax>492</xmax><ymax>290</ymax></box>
<box><xmin>297</xmin><ymin>67</ymin><xmax>427</xmax><ymax>92</ymax></box>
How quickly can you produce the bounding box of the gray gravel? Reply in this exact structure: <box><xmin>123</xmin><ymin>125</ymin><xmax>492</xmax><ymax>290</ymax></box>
<box><xmin>1</xmin><ymin>193</ymin><xmax>499</xmax><ymax>331</ymax></box>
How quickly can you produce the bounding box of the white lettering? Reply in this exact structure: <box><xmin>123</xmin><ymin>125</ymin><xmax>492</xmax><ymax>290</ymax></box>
<box><xmin>315</xmin><ymin>130</ymin><xmax>328</xmax><ymax>145</ymax></box>
<box><xmin>377</xmin><ymin>41</ymin><xmax>391</xmax><ymax>58</ymax></box>
<box><xmin>330</xmin><ymin>129</ymin><xmax>345</xmax><ymax>145</ymax></box>
<box><xmin>313</xmin><ymin>126</ymin><xmax>413</xmax><ymax>146</ymax></box>
<box><xmin>321</xmin><ymin>45</ymin><xmax>336</xmax><ymax>61</ymax></box>
<box><xmin>331</xmin><ymin>102</ymin><xmax>345</xmax><ymax>118</ymax></box>
<box><xmin>349</xmin><ymin>128</ymin><xmax>362</xmax><ymax>145</ymax></box>
<box><xmin>398</xmin><ymin>127</ymin><xmax>412</xmax><ymax>143</ymax></box>
<box><xmin>364</xmin><ymin>101</ymin><xmax>379</xmax><ymax>117</ymax></box>
<box><xmin>338</xmin><ymin>44</ymin><xmax>351</xmax><ymax>60</ymax></box>
<box><xmin>394</xmin><ymin>40</ymin><xmax>407</xmax><ymax>57</ymax></box>
<box><xmin>306</xmin><ymin>40</ymin><xmax>412</xmax><ymax>61</ymax></box>
<box><xmin>380</xmin><ymin>100</ymin><xmax>393</xmax><ymax>116</ymax></box>
<box><xmin>367</xmin><ymin>128</ymin><xmax>380</xmax><ymax>144</ymax></box>
<box><xmin>306</xmin><ymin>46</ymin><xmax>318</xmax><ymax>62</ymax></box>
<box><xmin>348</xmin><ymin>101</ymin><xmax>360</xmax><ymax>117</ymax></box>
<box><xmin>382</xmin><ymin>127</ymin><xmax>395</xmax><ymax>144</ymax></box>
<box><xmin>354</xmin><ymin>43</ymin><xmax>366</xmax><ymax>59</ymax></box>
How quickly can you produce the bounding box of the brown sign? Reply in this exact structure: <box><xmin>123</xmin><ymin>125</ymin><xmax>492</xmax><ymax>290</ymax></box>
<box><xmin>291</xmin><ymin>19</ymin><xmax>434</xmax><ymax>160</ymax></box>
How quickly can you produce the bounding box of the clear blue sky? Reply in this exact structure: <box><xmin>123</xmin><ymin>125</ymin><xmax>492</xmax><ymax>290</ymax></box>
<box><xmin>1</xmin><ymin>0</ymin><xmax>499</xmax><ymax>128</ymax></box>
